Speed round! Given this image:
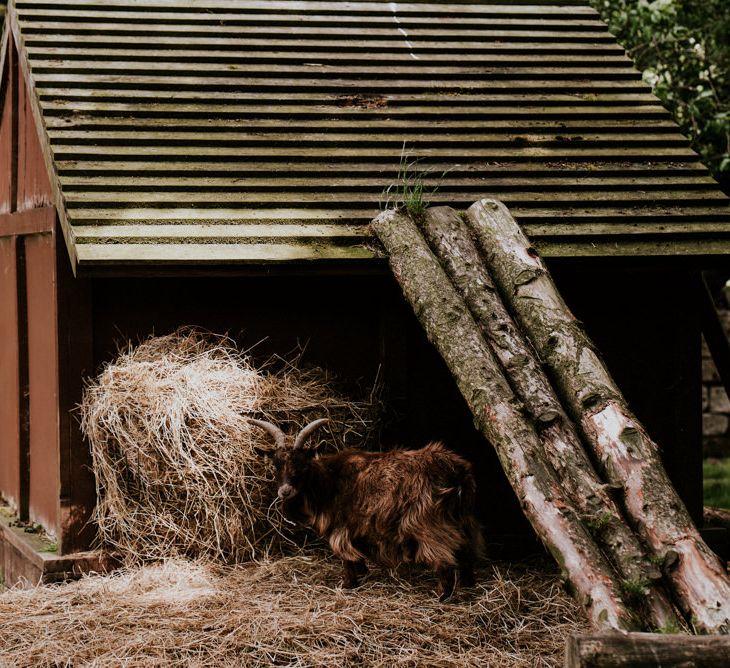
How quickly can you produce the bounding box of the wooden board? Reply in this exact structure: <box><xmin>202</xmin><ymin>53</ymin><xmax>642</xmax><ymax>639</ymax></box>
<box><xmin>6</xmin><ymin>0</ymin><xmax>730</xmax><ymax>268</ymax></box>
<box><xmin>566</xmin><ymin>632</ymin><xmax>730</xmax><ymax>667</ymax></box>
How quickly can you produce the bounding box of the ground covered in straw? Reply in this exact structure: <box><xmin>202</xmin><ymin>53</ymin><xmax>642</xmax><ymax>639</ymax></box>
<box><xmin>0</xmin><ymin>555</ymin><xmax>586</xmax><ymax>667</ymax></box>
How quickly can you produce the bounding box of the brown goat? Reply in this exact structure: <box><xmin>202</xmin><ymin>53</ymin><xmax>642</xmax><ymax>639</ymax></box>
<box><xmin>250</xmin><ymin>418</ymin><xmax>483</xmax><ymax>600</ymax></box>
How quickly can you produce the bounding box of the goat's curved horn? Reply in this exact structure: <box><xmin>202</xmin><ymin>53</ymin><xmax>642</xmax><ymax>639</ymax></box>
<box><xmin>293</xmin><ymin>418</ymin><xmax>329</xmax><ymax>450</ymax></box>
<box><xmin>248</xmin><ymin>418</ymin><xmax>287</xmax><ymax>450</ymax></box>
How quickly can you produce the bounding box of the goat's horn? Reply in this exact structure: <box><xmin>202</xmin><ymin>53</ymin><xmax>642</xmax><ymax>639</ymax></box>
<box><xmin>293</xmin><ymin>418</ymin><xmax>329</xmax><ymax>450</ymax></box>
<box><xmin>248</xmin><ymin>418</ymin><xmax>287</xmax><ymax>450</ymax></box>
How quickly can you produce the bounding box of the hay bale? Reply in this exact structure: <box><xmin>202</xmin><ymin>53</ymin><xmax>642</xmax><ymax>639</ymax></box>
<box><xmin>0</xmin><ymin>556</ymin><xmax>588</xmax><ymax>667</ymax></box>
<box><xmin>80</xmin><ymin>328</ymin><xmax>379</xmax><ymax>564</ymax></box>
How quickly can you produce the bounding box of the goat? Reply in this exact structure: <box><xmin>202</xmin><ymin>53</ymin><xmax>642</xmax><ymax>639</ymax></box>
<box><xmin>250</xmin><ymin>417</ymin><xmax>483</xmax><ymax>600</ymax></box>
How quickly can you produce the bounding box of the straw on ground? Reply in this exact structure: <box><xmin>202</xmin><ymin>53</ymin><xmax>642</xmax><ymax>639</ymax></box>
<box><xmin>0</xmin><ymin>555</ymin><xmax>587</xmax><ymax>667</ymax></box>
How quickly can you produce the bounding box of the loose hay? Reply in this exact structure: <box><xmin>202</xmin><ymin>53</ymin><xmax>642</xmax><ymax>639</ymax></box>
<box><xmin>0</xmin><ymin>555</ymin><xmax>587</xmax><ymax>667</ymax></box>
<box><xmin>80</xmin><ymin>328</ymin><xmax>380</xmax><ymax>564</ymax></box>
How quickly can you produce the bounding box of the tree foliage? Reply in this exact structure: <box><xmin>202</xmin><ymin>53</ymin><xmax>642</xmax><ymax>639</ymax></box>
<box><xmin>591</xmin><ymin>0</ymin><xmax>730</xmax><ymax>190</ymax></box>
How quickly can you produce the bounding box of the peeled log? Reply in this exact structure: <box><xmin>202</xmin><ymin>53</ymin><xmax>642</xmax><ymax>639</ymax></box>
<box><xmin>466</xmin><ymin>198</ymin><xmax>730</xmax><ymax>634</ymax></box>
<box><xmin>420</xmin><ymin>206</ymin><xmax>680</xmax><ymax>631</ymax></box>
<box><xmin>371</xmin><ymin>208</ymin><xmax>634</xmax><ymax>631</ymax></box>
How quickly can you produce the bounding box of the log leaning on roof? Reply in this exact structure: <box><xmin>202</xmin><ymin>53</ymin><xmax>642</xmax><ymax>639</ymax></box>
<box><xmin>419</xmin><ymin>206</ymin><xmax>681</xmax><ymax>632</ymax></box>
<box><xmin>371</xmin><ymin>208</ymin><xmax>634</xmax><ymax>631</ymax></box>
<box><xmin>466</xmin><ymin>197</ymin><xmax>730</xmax><ymax>634</ymax></box>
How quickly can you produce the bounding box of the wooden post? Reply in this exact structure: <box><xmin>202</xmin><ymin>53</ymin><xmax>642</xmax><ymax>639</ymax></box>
<box><xmin>565</xmin><ymin>632</ymin><xmax>730</xmax><ymax>667</ymax></box>
<box><xmin>466</xmin><ymin>198</ymin><xmax>730</xmax><ymax>634</ymax></box>
<box><xmin>372</xmin><ymin>208</ymin><xmax>635</xmax><ymax>631</ymax></box>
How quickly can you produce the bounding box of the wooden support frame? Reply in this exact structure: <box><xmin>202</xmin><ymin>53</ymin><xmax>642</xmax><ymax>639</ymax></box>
<box><xmin>0</xmin><ymin>206</ymin><xmax>55</xmax><ymax>237</ymax></box>
<box><xmin>15</xmin><ymin>233</ymin><xmax>28</xmax><ymax>522</ymax></box>
<box><xmin>566</xmin><ymin>632</ymin><xmax>730</xmax><ymax>667</ymax></box>
<box><xmin>699</xmin><ymin>272</ymin><xmax>730</xmax><ymax>406</ymax></box>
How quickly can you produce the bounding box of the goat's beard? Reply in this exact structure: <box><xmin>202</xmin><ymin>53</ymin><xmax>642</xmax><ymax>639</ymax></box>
<box><xmin>280</xmin><ymin>494</ymin><xmax>309</xmax><ymax>525</ymax></box>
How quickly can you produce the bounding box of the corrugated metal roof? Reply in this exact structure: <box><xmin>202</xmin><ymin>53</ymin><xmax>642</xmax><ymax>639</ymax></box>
<box><xmin>6</xmin><ymin>0</ymin><xmax>730</xmax><ymax>269</ymax></box>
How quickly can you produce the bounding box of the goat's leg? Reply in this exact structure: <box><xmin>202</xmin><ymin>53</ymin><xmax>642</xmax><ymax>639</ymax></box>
<box><xmin>457</xmin><ymin>547</ymin><xmax>476</xmax><ymax>587</ymax></box>
<box><xmin>342</xmin><ymin>559</ymin><xmax>366</xmax><ymax>588</ymax></box>
<box><xmin>435</xmin><ymin>564</ymin><xmax>457</xmax><ymax>601</ymax></box>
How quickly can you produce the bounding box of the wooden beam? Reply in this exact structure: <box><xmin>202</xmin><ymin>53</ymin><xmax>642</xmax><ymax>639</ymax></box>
<box><xmin>699</xmin><ymin>272</ymin><xmax>730</xmax><ymax>407</ymax></box>
<box><xmin>15</xmin><ymin>235</ymin><xmax>29</xmax><ymax>522</ymax></box>
<box><xmin>566</xmin><ymin>632</ymin><xmax>730</xmax><ymax>667</ymax></box>
<box><xmin>0</xmin><ymin>206</ymin><xmax>55</xmax><ymax>237</ymax></box>
<box><xmin>6</xmin><ymin>2</ymin><xmax>78</xmax><ymax>271</ymax></box>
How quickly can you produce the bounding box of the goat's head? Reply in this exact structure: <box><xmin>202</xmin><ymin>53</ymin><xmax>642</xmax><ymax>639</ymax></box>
<box><xmin>249</xmin><ymin>418</ymin><xmax>329</xmax><ymax>501</ymax></box>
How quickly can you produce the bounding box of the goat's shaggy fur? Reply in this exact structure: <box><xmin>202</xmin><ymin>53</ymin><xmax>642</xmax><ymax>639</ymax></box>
<box><xmin>255</xmin><ymin>419</ymin><xmax>484</xmax><ymax>599</ymax></box>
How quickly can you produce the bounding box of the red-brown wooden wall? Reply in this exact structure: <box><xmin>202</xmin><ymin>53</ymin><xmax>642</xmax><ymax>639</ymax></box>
<box><xmin>0</xmin><ymin>32</ymin><xmax>92</xmax><ymax>551</ymax></box>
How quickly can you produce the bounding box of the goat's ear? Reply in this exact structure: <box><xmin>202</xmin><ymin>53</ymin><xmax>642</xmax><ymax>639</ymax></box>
<box><xmin>252</xmin><ymin>444</ymin><xmax>275</xmax><ymax>459</ymax></box>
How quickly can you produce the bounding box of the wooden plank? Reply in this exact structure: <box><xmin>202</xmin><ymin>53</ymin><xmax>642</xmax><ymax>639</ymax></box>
<box><xmin>0</xmin><ymin>236</ymin><xmax>21</xmax><ymax>512</ymax></box>
<box><xmin>537</xmin><ymin>238</ymin><xmax>730</xmax><ymax>257</ymax></box>
<box><xmin>55</xmin><ymin>163</ymin><xmax>710</xmax><ymax>183</ymax></box>
<box><xmin>15</xmin><ymin>235</ymin><xmax>30</xmax><ymax>522</ymax></box>
<box><xmin>72</xmin><ymin>221</ymin><xmax>730</xmax><ymax>242</ymax></box>
<box><xmin>26</xmin><ymin>46</ymin><xmax>633</xmax><ymax>65</ymax></box>
<box><xmin>61</xmin><ymin>189</ymin><xmax>726</xmax><ymax>205</ymax></box>
<box><xmin>0</xmin><ymin>206</ymin><xmax>56</xmax><ymax>237</ymax></box>
<box><xmin>6</xmin><ymin>2</ymin><xmax>79</xmax><ymax>271</ymax></box>
<box><xmin>31</xmin><ymin>61</ymin><xmax>641</xmax><ymax>80</ymax></box>
<box><xmin>72</xmin><ymin>223</ymin><xmax>370</xmax><ymax>241</ymax></box>
<box><xmin>66</xmin><ymin>206</ymin><xmax>371</xmax><ymax>223</ymax></box>
<box><xmin>59</xmin><ymin>174</ymin><xmax>718</xmax><ymax>189</ymax></box>
<box><xmin>14</xmin><ymin>1</ymin><xmax>600</xmax><ymax>17</ymax></box>
<box><xmin>16</xmin><ymin>45</ymin><xmax>53</xmax><ymax>213</ymax></box>
<box><xmin>19</xmin><ymin>22</ymin><xmax>614</xmax><ymax>41</ymax></box>
<box><xmin>513</xmin><ymin>206</ymin><xmax>730</xmax><ymax>220</ymax></box>
<box><xmin>49</xmin><ymin>145</ymin><xmax>700</xmax><ymax>159</ymax></box>
<box><xmin>18</xmin><ymin>10</ymin><xmax>609</xmax><ymax>30</ymax></box>
<box><xmin>524</xmin><ymin>221</ymin><xmax>730</xmax><ymax>237</ymax></box>
<box><xmin>0</xmin><ymin>26</ymin><xmax>18</xmax><ymax>215</ymax></box>
<box><xmin>25</xmin><ymin>230</ymin><xmax>60</xmax><ymax>535</ymax></box>
<box><xmin>74</xmin><ymin>241</ymin><xmax>377</xmax><ymax>264</ymax></box>
<box><xmin>565</xmin><ymin>632</ymin><xmax>730</xmax><ymax>667</ymax></box>
<box><xmin>45</xmin><ymin>117</ymin><xmax>680</xmax><ymax>133</ymax></box>
<box><xmin>32</xmin><ymin>74</ymin><xmax>648</xmax><ymax>92</ymax></box>
<box><xmin>46</xmin><ymin>131</ymin><xmax>687</xmax><ymax>146</ymax></box>
<box><xmin>55</xmin><ymin>224</ymin><xmax>95</xmax><ymax>554</ymax></box>
<box><xmin>25</xmin><ymin>35</ymin><xmax>625</xmax><ymax>54</ymax></box>
<box><xmin>699</xmin><ymin>274</ymin><xmax>730</xmax><ymax>417</ymax></box>
<box><xmin>37</xmin><ymin>95</ymin><xmax>665</xmax><ymax>110</ymax></box>
<box><xmin>62</xmin><ymin>204</ymin><xmax>730</xmax><ymax>223</ymax></box>
<box><xmin>54</xmin><ymin>159</ymin><xmax>706</xmax><ymax>174</ymax></box>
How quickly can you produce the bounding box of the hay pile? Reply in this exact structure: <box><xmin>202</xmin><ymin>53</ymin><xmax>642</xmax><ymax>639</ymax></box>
<box><xmin>80</xmin><ymin>329</ymin><xmax>379</xmax><ymax>563</ymax></box>
<box><xmin>0</xmin><ymin>556</ymin><xmax>587</xmax><ymax>667</ymax></box>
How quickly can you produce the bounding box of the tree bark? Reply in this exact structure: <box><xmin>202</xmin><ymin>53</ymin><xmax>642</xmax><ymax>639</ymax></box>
<box><xmin>565</xmin><ymin>632</ymin><xmax>730</xmax><ymax>667</ymax></box>
<box><xmin>466</xmin><ymin>197</ymin><xmax>730</xmax><ymax>634</ymax></box>
<box><xmin>371</xmin><ymin>208</ymin><xmax>635</xmax><ymax>631</ymax></box>
<box><xmin>420</xmin><ymin>206</ymin><xmax>681</xmax><ymax>631</ymax></box>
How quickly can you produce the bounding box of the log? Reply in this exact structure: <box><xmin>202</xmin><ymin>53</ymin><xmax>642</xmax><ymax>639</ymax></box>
<box><xmin>466</xmin><ymin>198</ymin><xmax>730</xmax><ymax>634</ymax></box>
<box><xmin>420</xmin><ymin>206</ymin><xmax>681</xmax><ymax>631</ymax></box>
<box><xmin>565</xmin><ymin>632</ymin><xmax>730</xmax><ymax>667</ymax></box>
<box><xmin>371</xmin><ymin>208</ymin><xmax>634</xmax><ymax>631</ymax></box>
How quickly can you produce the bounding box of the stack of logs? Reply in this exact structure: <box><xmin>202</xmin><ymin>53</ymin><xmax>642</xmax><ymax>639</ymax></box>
<box><xmin>372</xmin><ymin>200</ymin><xmax>730</xmax><ymax>634</ymax></box>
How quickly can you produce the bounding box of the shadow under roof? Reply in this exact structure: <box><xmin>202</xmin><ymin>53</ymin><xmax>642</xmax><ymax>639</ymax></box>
<box><xmin>6</xmin><ymin>0</ymin><xmax>730</xmax><ymax>270</ymax></box>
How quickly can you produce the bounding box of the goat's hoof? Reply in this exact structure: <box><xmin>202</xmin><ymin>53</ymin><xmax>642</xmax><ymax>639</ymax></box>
<box><xmin>460</xmin><ymin>574</ymin><xmax>476</xmax><ymax>588</ymax></box>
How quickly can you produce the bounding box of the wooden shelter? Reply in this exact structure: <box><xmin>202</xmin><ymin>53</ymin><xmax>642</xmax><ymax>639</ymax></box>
<box><xmin>1</xmin><ymin>0</ymin><xmax>729</xmax><ymax>584</ymax></box>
